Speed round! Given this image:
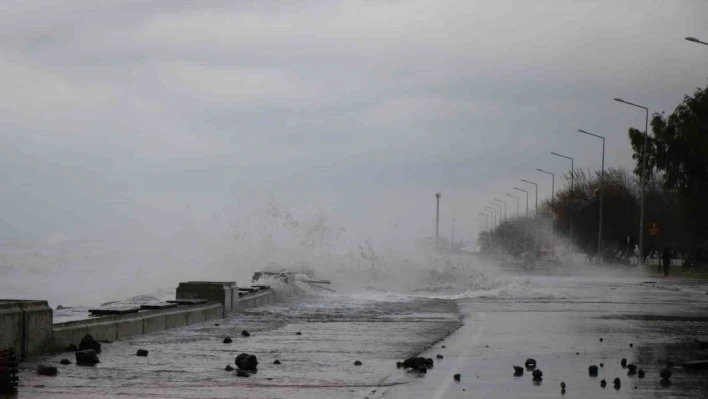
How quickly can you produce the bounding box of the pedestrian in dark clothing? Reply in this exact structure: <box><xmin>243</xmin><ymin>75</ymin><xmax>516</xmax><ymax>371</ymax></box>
<box><xmin>662</xmin><ymin>247</ymin><xmax>672</xmax><ymax>277</ymax></box>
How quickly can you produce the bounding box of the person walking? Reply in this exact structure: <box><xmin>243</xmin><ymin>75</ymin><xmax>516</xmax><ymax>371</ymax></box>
<box><xmin>661</xmin><ymin>246</ymin><xmax>672</xmax><ymax>277</ymax></box>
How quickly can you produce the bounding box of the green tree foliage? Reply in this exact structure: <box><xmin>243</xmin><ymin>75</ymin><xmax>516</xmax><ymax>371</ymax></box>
<box><xmin>628</xmin><ymin>85</ymin><xmax>708</xmax><ymax>244</ymax></box>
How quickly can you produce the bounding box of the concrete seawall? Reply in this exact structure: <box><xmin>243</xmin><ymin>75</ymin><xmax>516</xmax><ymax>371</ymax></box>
<box><xmin>2</xmin><ymin>282</ymin><xmax>278</xmax><ymax>360</ymax></box>
<box><xmin>52</xmin><ymin>302</ymin><xmax>223</xmax><ymax>352</ymax></box>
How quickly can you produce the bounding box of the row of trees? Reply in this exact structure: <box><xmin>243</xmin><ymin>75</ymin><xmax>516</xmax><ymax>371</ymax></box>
<box><xmin>480</xmin><ymin>84</ymin><xmax>708</xmax><ymax>264</ymax></box>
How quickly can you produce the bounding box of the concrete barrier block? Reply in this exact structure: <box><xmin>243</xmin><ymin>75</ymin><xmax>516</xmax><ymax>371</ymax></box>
<box><xmin>142</xmin><ymin>314</ymin><xmax>166</xmax><ymax>334</ymax></box>
<box><xmin>19</xmin><ymin>301</ymin><xmax>53</xmax><ymax>357</ymax></box>
<box><xmin>186</xmin><ymin>309</ymin><xmax>206</xmax><ymax>325</ymax></box>
<box><xmin>116</xmin><ymin>318</ymin><xmax>143</xmax><ymax>339</ymax></box>
<box><xmin>0</xmin><ymin>302</ymin><xmax>23</xmax><ymax>355</ymax></box>
<box><xmin>176</xmin><ymin>281</ymin><xmax>236</xmax><ymax>317</ymax></box>
<box><xmin>164</xmin><ymin>311</ymin><xmax>188</xmax><ymax>329</ymax></box>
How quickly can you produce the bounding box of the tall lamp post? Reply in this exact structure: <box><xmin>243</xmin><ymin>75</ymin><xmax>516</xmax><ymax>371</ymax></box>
<box><xmin>686</xmin><ymin>36</ymin><xmax>708</xmax><ymax>46</ymax></box>
<box><xmin>614</xmin><ymin>97</ymin><xmax>649</xmax><ymax>264</ymax></box>
<box><xmin>551</xmin><ymin>152</ymin><xmax>574</xmax><ymax>252</ymax></box>
<box><xmin>506</xmin><ymin>194</ymin><xmax>520</xmax><ymax>218</ymax></box>
<box><xmin>435</xmin><ymin>192</ymin><xmax>441</xmax><ymax>243</ymax></box>
<box><xmin>521</xmin><ymin>180</ymin><xmax>538</xmax><ymax>215</ymax></box>
<box><xmin>514</xmin><ymin>187</ymin><xmax>529</xmax><ymax>217</ymax></box>
<box><xmin>537</xmin><ymin>169</ymin><xmax>556</xmax><ymax>257</ymax></box>
<box><xmin>494</xmin><ymin>199</ymin><xmax>507</xmax><ymax>221</ymax></box>
<box><xmin>479</xmin><ymin>213</ymin><xmax>488</xmax><ymax>232</ymax></box>
<box><xmin>485</xmin><ymin>207</ymin><xmax>497</xmax><ymax>229</ymax></box>
<box><xmin>578</xmin><ymin>129</ymin><xmax>605</xmax><ymax>263</ymax></box>
<box><xmin>451</xmin><ymin>218</ymin><xmax>456</xmax><ymax>250</ymax></box>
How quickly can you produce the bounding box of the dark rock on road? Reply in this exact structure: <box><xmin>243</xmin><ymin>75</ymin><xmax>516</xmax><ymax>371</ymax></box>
<box><xmin>638</xmin><ymin>369</ymin><xmax>645</xmax><ymax>378</ymax></box>
<box><xmin>660</xmin><ymin>369</ymin><xmax>672</xmax><ymax>380</ymax></box>
<box><xmin>136</xmin><ymin>349</ymin><xmax>149</xmax><ymax>357</ymax></box>
<box><xmin>532</xmin><ymin>369</ymin><xmax>543</xmax><ymax>380</ymax></box>
<box><xmin>236</xmin><ymin>370</ymin><xmax>250</xmax><ymax>377</ymax></box>
<box><xmin>513</xmin><ymin>366</ymin><xmax>524</xmax><ymax>376</ymax></box>
<box><xmin>59</xmin><ymin>359</ymin><xmax>71</xmax><ymax>365</ymax></box>
<box><xmin>600</xmin><ymin>379</ymin><xmax>607</xmax><ymax>388</ymax></box>
<box><xmin>354</xmin><ymin>361</ymin><xmax>362</xmax><ymax>366</ymax></box>
<box><xmin>620</xmin><ymin>358</ymin><xmax>627</xmax><ymax>368</ymax></box>
<box><xmin>525</xmin><ymin>358</ymin><xmax>537</xmax><ymax>369</ymax></box>
<box><xmin>225</xmin><ymin>365</ymin><xmax>234</xmax><ymax>371</ymax></box>
<box><xmin>223</xmin><ymin>337</ymin><xmax>232</xmax><ymax>344</ymax></box>
<box><xmin>454</xmin><ymin>374</ymin><xmax>461</xmax><ymax>381</ymax></box>
<box><xmin>241</xmin><ymin>330</ymin><xmax>251</xmax><ymax>337</ymax></box>
<box><xmin>66</xmin><ymin>344</ymin><xmax>78</xmax><ymax>352</ymax></box>
<box><xmin>436</xmin><ymin>354</ymin><xmax>443</xmax><ymax>359</ymax></box>
<box><xmin>75</xmin><ymin>349</ymin><xmax>100</xmax><ymax>366</ymax></box>
<box><xmin>235</xmin><ymin>353</ymin><xmax>258</xmax><ymax>370</ymax></box>
<box><xmin>403</xmin><ymin>357</ymin><xmax>427</xmax><ymax>369</ymax></box>
<box><xmin>588</xmin><ymin>365</ymin><xmax>598</xmax><ymax>376</ymax></box>
<box><xmin>79</xmin><ymin>334</ymin><xmax>101</xmax><ymax>354</ymax></box>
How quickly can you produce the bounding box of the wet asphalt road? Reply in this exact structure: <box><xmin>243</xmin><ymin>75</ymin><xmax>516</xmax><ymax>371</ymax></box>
<box><xmin>11</xmin><ymin>263</ymin><xmax>708</xmax><ymax>398</ymax></box>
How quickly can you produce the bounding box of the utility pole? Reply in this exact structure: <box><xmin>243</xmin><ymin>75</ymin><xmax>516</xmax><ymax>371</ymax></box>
<box><xmin>435</xmin><ymin>192</ymin><xmax>441</xmax><ymax>244</ymax></box>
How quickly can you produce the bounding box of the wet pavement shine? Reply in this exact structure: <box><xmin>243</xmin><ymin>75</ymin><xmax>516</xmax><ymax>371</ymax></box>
<box><xmin>11</xmin><ymin>262</ymin><xmax>708</xmax><ymax>398</ymax></box>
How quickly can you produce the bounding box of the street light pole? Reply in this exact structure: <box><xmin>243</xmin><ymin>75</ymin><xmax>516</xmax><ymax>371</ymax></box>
<box><xmin>506</xmin><ymin>194</ymin><xmax>520</xmax><ymax>217</ymax></box>
<box><xmin>686</xmin><ymin>36</ymin><xmax>708</xmax><ymax>46</ymax></box>
<box><xmin>614</xmin><ymin>98</ymin><xmax>650</xmax><ymax>264</ymax></box>
<box><xmin>494</xmin><ymin>199</ymin><xmax>507</xmax><ymax>221</ymax></box>
<box><xmin>578</xmin><ymin>129</ymin><xmax>605</xmax><ymax>263</ymax></box>
<box><xmin>451</xmin><ymin>218</ymin><xmax>456</xmax><ymax>250</ymax></box>
<box><xmin>435</xmin><ymin>192</ymin><xmax>441</xmax><ymax>243</ymax></box>
<box><xmin>485</xmin><ymin>207</ymin><xmax>497</xmax><ymax>229</ymax></box>
<box><xmin>551</xmin><ymin>152</ymin><xmax>574</xmax><ymax>252</ymax></box>
<box><xmin>537</xmin><ymin>169</ymin><xmax>556</xmax><ymax>257</ymax></box>
<box><xmin>514</xmin><ymin>187</ymin><xmax>529</xmax><ymax>217</ymax></box>
<box><xmin>521</xmin><ymin>180</ymin><xmax>538</xmax><ymax>215</ymax></box>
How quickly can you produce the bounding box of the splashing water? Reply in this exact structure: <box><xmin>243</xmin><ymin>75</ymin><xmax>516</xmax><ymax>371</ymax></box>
<box><xmin>0</xmin><ymin>199</ymin><xmax>571</xmax><ymax>309</ymax></box>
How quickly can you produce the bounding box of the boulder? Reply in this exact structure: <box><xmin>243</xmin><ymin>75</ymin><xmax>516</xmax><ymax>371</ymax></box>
<box><xmin>560</xmin><ymin>382</ymin><xmax>566</xmax><ymax>389</ymax></box>
<box><xmin>59</xmin><ymin>359</ymin><xmax>71</xmax><ymax>365</ymax></box>
<box><xmin>424</xmin><ymin>358</ymin><xmax>434</xmax><ymax>367</ymax></box>
<box><xmin>403</xmin><ymin>357</ymin><xmax>426</xmax><ymax>369</ymax></box>
<box><xmin>525</xmin><ymin>358</ymin><xmax>537</xmax><ymax>369</ymax></box>
<box><xmin>235</xmin><ymin>353</ymin><xmax>258</xmax><ymax>370</ymax></box>
<box><xmin>629</xmin><ymin>343</ymin><xmax>633</xmax><ymax>348</ymax></box>
<box><xmin>660</xmin><ymin>369</ymin><xmax>672</xmax><ymax>380</ymax></box>
<box><xmin>136</xmin><ymin>349</ymin><xmax>149</xmax><ymax>357</ymax></box>
<box><xmin>396</xmin><ymin>362</ymin><xmax>403</xmax><ymax>368</ymax></box>
<box><xmin>66</xmin><ymin>344</ymin><xmax>78</xmax><ymax>352</ymax></box>
<box><xmin>532</xmin><ymin>369</ymin><xmax>543</xmax><ymax>380</ymax></box>
<box><xmin>620</xmin><ymin>358</ymin><xmax>627</xmax><ymax>368</ymax></box>
<box><xmin>354</xmin><ymin>360</ymin><xmax>362</xmax><ymax>366</ymax></box>
<box><xmin>453</xmin><ymin>374</ymin><xmax>461</xmax><ymax>381</ymax></box>
<box><xmin>296</xmin><ymin>332</ymin><xmax>302</xmax><ymax>335</ymax></box>
<box><xmin>37</xmin><ymin>365</ymin><xmax>58</xmax><ymax>376</ymax></box>
<box><xmin>600</xmin><ymin>379</ymin><xmax>606</xmax><ymax>388</ymax></box>
<box><xmin>613</xmin><ymin>377</ymin><xmax>621</xmax><ymax>387</ymax></box>
<box><xmin>223</xmin><ymin>337</ymin><xmax>232</xmax><ymax>344</ymax></box>
<box><xmin>241</xmin><ymin>330</ymin><xmax>251</xmax><ymax>337</ymax></box>
<box><xmin>637</xmin><ymin>369</ymin><xmax>645</xmax><ymax>379</ymax></box>
<box><xmin>236</xmin><ymin>369</ymin><xmax>250</xmax><ymax>377</ymax></box>
<box><xmin>627</xmin><ymin>364</ymin><xmax>637</xmax><ymax>374</ymax></box>
<box><xmin>599</xmin><ymin>338</ymin><xmax>603</xmax><ymax>342</ymax></box>
<box><xmin>436</xmin><ymin>354</ymin><xmax>443</xmax><ymax>359</ymax></box>
<box><xmin>75</xmin><ymin>349</ymin><xmax>100</xmax><ymax>365</ymax></box>
<box><xmin>274</xmin><ymin>360</ymin><xmax>282</xmax><ymax>365</ymax></box>
<box><xmin>513</xmin><ymin>366</ymin><xmax>524</xmax><ymax>376</ymax></box>
<box><xmin>418</xmin><ymin>367</ymin><xmax>427</xmax><ymax>374</ymax></box>
<box><xmin>600</xmin><ymin>363</ymin><xmax>604</xmax><ymax>368</ymax></box>
<box><xmin>588</xmin><ymin>365</ymin><xmax>598</xmax><ymax>376</ymax></box>
<box><xmin>79</xmin><ymin>334</ymin><xmax>102</xmax><ymax>354</ymax></box>
<box><xmin>225</xmin><ymin>365</ymin><xmax>234</xmax><ymax>371</ymax></box>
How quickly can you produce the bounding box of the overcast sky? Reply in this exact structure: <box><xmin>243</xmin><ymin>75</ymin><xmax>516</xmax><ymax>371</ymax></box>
<box><xmin>1</xmin><ymin>0</ymin><xmax>707</xmax><ymax>245</ymax></box>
